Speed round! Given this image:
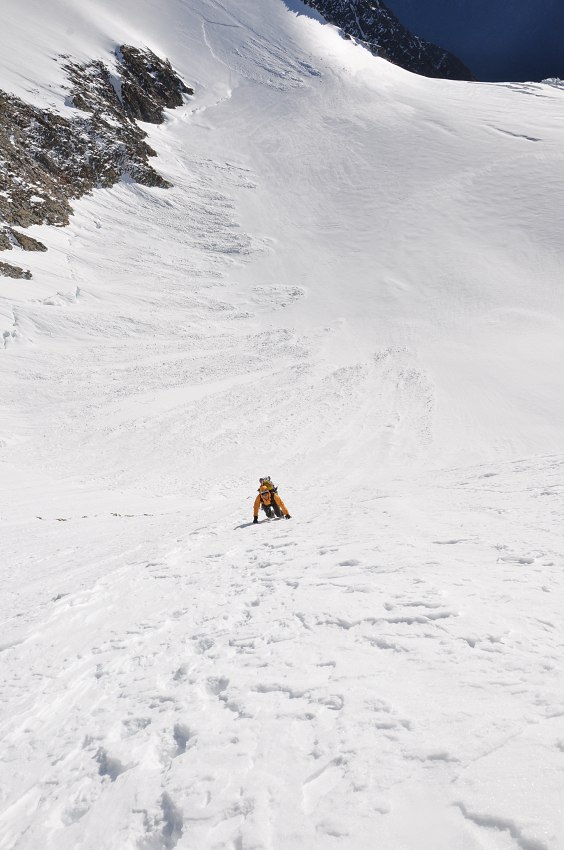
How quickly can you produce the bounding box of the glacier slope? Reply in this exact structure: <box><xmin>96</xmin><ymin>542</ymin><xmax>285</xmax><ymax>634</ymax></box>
<box><xmin>1</xmin><ymin>1</ymin><xmax>564</xmax><ymax>848</ymax></box>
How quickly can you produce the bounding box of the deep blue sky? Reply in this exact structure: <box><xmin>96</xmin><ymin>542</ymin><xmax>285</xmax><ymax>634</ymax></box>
<box><xmin>384</xmin><ymin>0</ymin><xmax>564</xmax><ymax>81</ymax></box>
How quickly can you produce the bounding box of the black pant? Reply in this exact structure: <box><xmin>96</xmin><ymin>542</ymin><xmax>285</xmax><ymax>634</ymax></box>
<box><xmin>262</xmin><ymin>499</ymin><xmax>282</xmax><ymax>518</ymax></box>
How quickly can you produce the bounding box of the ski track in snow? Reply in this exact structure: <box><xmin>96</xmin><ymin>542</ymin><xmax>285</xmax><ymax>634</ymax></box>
<box><xmin>1</xmin><ymin>0</ymin><xmax>564</xmax><ymax>848</ymax></box>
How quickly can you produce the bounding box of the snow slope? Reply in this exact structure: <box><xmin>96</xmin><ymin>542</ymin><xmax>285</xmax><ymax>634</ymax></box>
<box><xmin>1</xmin><ymin>1</ymin><xmax>564</xmax><ymax>848</ymax></box>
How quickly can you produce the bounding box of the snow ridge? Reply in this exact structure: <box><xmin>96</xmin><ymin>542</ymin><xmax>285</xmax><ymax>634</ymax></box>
<box><xmin>302</xmin><ymin>0</ymin><xmax>474</xmax><ymax>79</ymax></box>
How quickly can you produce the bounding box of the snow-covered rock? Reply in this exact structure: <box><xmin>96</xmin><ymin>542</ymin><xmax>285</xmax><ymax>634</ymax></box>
<box><xmin>0</xmin><ymin>46</ymin><xmax>192</xmax><ymax>276</ymax></box>
<box><xmin>303</xmin><ymin>0</ymin><xmax>473</xmax><ymax>79</ymax></box>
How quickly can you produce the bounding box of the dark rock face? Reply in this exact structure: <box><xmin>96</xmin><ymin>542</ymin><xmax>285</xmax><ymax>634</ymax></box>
<box><xmin>0</xmin><ymin>45</ymin><xmax>192</xmax><ymax>276</ymax></box>
<box><xmin>0</xmin><ymin>228</ymin><xmax>47</xmax><ymax>251</ymax></box>
<box><xmin>0</xmin><ymin>261</ymin><xmax>32</xmax><ymax>280</ymax></box>
<box><xmin>11</xmin><ymin>231</ymin><xmax>47</xmax><ymax>252</ymax></box>
<box><xmin>118</xmin><ymin>45</ymin><xmax>194</xmax><ymax>123</ymax></box>
<box><xmin>303</xmin><ymin>0</ymin><xmax>474</xmax><ymax>80</ymax></box>
<box><xmin>0</xmin><ymin>91</ymin><xmax>75</xmax><ymax>229</ymax></box>
<box><xmin>66</xmin><ymin>46</ymin><xmax>194</xmax><ymax>127</ymax></box>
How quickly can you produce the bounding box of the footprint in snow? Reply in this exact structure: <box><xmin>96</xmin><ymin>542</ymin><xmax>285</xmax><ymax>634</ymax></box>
<box><xmin>433</xmin><ymin>539</ymin><xmax>467</xmax><ymax>545</ymax></box>
<box><xmin>173</xmin><ymin>664</ymin><xmax>189</xmax><ymax>682</ymax></box>
<box><xmin>498</xmin><ymin>554</ymin><xmax>536</xmax><ymax>565</ymax></box>
<box><xmin>172</xmin><ymin>723</ymin><xmax>194</xmax><ymax>757</ymax></box>
<box><xmin>207</xmin><ymin>675</ymin><xmax>229</xmax><ymax>696</ymax></box>
<box><xmin>122</xmin><ymin>717</ymin><xmax>151</xmax><ymax>736</ymax></box>
<box><xmin>95</xmin><ymin>747</ymin><xmax>129</xmax><ymax>781</ymax></box>
<box><xmin>189</xmin><ymin>635</ymin><xmax>215</xmax><ymax>655</ymax></box>
<box><xmin>302</xmin><ymin>756</ymin><xmax>346</xmax><ymax>815</ymax></box>
<box><xmin>140</xmin><ymin>792</ymin><xmax>184</xmax><ymax>850</ymax></box>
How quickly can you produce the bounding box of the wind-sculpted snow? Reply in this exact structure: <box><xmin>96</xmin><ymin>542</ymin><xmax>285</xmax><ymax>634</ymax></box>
<box><xmin>0</xmin><ymin>0</ymin><xmax>564</xmax><ymax>848</ymax></box>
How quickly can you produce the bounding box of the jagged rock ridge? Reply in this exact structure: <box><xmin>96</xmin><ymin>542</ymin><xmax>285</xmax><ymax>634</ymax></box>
<box><xmin>67</xmin><ymin>45</ymin><xmax>192</xmax><ymax>125</ymax></box>
<box><xmin>0</xmin><ymin>45</ymin><xmax>192</xmax><ymax>278</ymax></box>
<box><xmin>303</xmin><ymin>0</ymin><xmax>474</xmax><ymax>80</ymax></box>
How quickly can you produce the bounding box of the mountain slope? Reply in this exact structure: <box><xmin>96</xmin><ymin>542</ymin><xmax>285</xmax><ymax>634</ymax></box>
<box><xmin>1</xmin><ymin>1</ymin><xmax>564</xmax><ymax>849</ymax></box>
<box><xmin>303</xmin><ymin>0</ymin><xmax>474</xmax><ymax>79</ymax></box>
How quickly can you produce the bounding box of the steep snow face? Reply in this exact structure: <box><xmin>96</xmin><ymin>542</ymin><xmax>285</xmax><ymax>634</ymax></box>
<box><xmin>1</xmin><ymin>2</ymin><xmax>564</xmax><ymax>849</ymax></box>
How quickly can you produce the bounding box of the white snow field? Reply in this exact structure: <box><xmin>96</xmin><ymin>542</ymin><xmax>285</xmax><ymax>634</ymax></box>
<box><xmin>1</xmin><ymin>1</ymin><xmax>564</xmax><ymax>848</ymax></box>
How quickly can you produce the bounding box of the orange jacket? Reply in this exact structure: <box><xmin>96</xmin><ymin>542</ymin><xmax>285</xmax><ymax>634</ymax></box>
<box><xmin>253</xmin><ymin>485</ymin><xmax>289</xmax><ymax>518</ymax></box>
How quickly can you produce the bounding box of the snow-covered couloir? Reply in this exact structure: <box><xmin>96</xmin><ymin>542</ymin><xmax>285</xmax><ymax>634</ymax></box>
<box><xmin>1</xmin><ymin>1</ymin><xmax>564</xmax><ymax>848</ymax></box>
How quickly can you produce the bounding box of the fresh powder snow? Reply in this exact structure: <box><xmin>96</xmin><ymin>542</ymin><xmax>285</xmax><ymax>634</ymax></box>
<box><xmin>1</xmin><ymin>1</ymin><xmax>564</xmax><ymax>848</ymax></box>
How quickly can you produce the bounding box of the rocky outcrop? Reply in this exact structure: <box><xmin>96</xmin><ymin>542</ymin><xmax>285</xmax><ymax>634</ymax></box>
<box><xmin>0</xmin><ymin>261</ymin><xmax>32</xmax><ymax>280</ymax></box>
<box><xmin>0</xmin><ymin>228</ymin><xmax>47</xmax><ymax>251</ymax></box>
<box><xmin>117</xmin><ymin>45</ymin><xmax>194</xmax><ymax>122</ymax></box>
<box><xmin>0</xmin><ymin>45</ymin><xmax>192</xmax><ymax>277</ymax></box>
<box><xmin>303</xmin><ymin>0</ymin><xmax>474</xmax><ymax>80</ymax></box>
<box><xmin>66</xmin><ymin>46</ymin><xmax>193</xmax><ymax>127</ymax></box>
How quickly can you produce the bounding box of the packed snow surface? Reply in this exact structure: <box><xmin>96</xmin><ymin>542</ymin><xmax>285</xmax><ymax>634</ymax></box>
<box><xmin>1</xmin><ymin>1</ymin><xmax>564</xmax><ymax>848</ymax></box>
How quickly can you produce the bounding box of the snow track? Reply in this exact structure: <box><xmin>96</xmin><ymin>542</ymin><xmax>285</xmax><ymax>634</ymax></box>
<box><xmin>2</xmin><ymin>460</ymin><xmax>564</xmax><ymax>849</ymax></box>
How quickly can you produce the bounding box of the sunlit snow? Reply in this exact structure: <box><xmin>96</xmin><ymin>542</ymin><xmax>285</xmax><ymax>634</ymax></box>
<box><xmin>1</xmin><ymin>1</ymin><xmax>564</xmax><ymax>848</ymax></box>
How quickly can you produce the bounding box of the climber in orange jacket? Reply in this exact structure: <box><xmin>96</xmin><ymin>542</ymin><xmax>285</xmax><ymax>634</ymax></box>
<box><xmin>253</xmin><ymin>477</ymin><xmax>291</xmax><ymax>523</ymax></box>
